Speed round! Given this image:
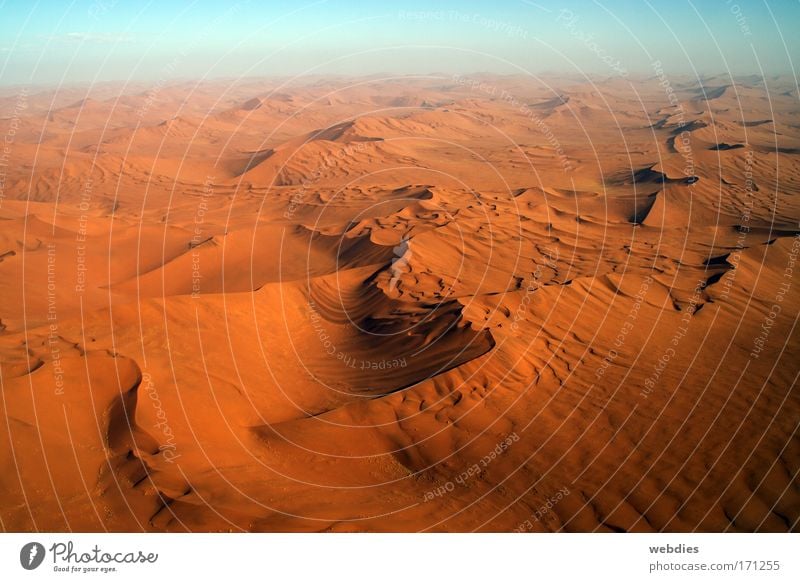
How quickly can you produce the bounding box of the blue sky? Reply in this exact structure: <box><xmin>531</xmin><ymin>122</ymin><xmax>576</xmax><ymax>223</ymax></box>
<box><xmin>0</xmin><ymin>0</ymin><xmax>798</xmax><ymax>85</ymax></box>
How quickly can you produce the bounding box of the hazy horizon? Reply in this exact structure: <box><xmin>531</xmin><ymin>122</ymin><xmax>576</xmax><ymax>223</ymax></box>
<box><xmin>3</xmin><ymin>70</ymin><xmax>793</xmax><ymax>95</ymax></box>
<box><xmin>1</xmin><ymin>0</ymin><xmax>798</xmax><ymax>87</ymax></box>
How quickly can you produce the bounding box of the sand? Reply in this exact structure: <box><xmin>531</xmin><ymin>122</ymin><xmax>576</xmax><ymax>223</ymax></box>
<box><xmin>0</xmin><ymin>74</ymin><xmax>798</xmax><ymax>532</ymax></box>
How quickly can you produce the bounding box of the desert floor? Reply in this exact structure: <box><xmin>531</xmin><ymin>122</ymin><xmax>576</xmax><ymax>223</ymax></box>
<box><xmin>0</xmin><ymin>74</ymin><xmax>798</xmax><ymax>531</ymax></box>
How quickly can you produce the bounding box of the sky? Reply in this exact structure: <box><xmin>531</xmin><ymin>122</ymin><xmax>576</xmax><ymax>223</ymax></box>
<box><xmin>0</xmin><ymin>0</ymin><xmax>798</xmax><ymax>86</ymax></box>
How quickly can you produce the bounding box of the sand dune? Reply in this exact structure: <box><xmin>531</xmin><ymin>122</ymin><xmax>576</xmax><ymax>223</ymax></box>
<box><xmin>0</xmin><ymin>74</ymin><xmax>798</xmax><ymax>532</ymax></box>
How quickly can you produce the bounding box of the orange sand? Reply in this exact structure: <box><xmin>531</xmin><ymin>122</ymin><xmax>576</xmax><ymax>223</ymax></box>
<box><xmin>0</xmin><ymin>75</ymin><xmax>798</xmax><ymax>531</ymax></box>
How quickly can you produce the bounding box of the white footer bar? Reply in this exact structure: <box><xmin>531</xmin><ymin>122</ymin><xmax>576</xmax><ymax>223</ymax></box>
<box><xmin>1</xmin><ymin>533</ymin><xmax>796</xmax><ymax>581</ymax></box>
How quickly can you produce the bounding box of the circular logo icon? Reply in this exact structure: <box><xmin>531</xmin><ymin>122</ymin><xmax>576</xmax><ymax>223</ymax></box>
<box><xmin>20</xmin><ymin>542</ymin><xmax>46</xmax><ymax>570</ymax></box>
